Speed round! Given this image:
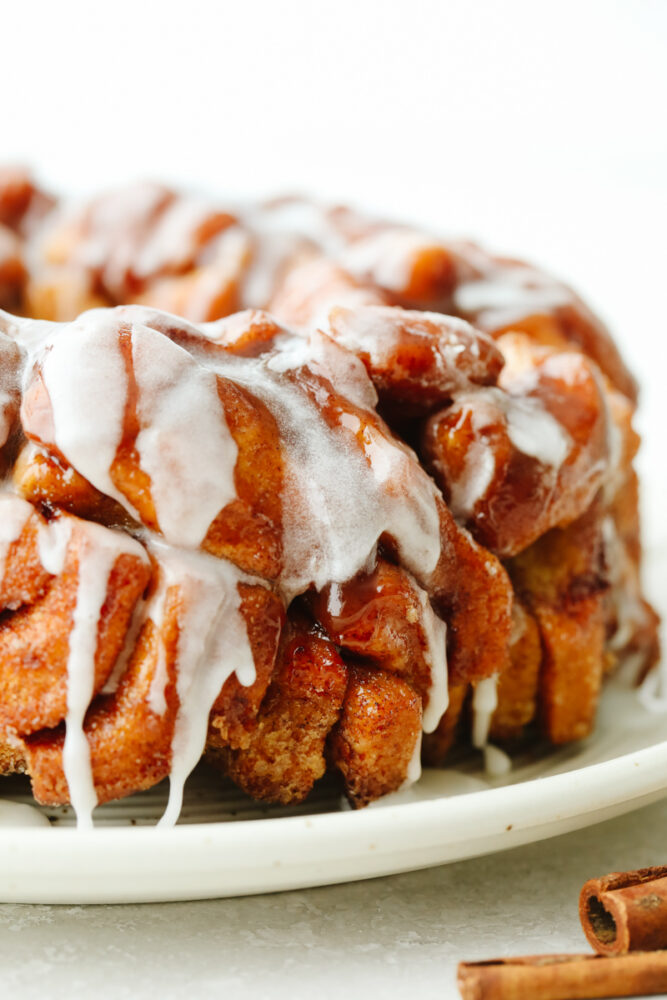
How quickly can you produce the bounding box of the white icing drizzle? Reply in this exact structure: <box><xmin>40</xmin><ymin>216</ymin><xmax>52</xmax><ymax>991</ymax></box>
<box><xmin>472</xmin><ymin>675</ymin><xmax>498</xmax><ymax>749</ymax></box>
<box><xmin>21</xmin><ymin>312</ymin><xmax>240</xmax><ymax>550</ymax></box>
<box><xmin>61</xmin><ymin>541</ymin><xmax>114</xmax><ymax>829</ymax></box>
<box><xmin>37</xmin><ymin>313</ymin><xmax>136</xmax><ymax>514</ymax></box>
<box><xmin>176</xmin><ymin>323</ymin><xmax>443</xmax><ymax>601</ymax></box>
<box><xmin>445</xmin><ymin>386</ymin><xmax>571</xmax><ymax>519</ymax></box>
<box><xmin>132</xmin><ymin>196</ymin><xmax>225</xmax><ymax>281</ymax></box>
<box><xmin>446</xmin><ymin>423</ymin><xmax>497</xmax><ymax>519</ymax></box>
<box><xmin>149</xmin><ymin>543</ymin><xmax>259</xmax><ymax>828</ymax></box>
<box><xmin>483</xmin><ymin>743</ymin><xmax>512</xmax><ymax>777</ymax></box>
<box><xmin>74</xmin><ymin>183</ymin><xmax>171</xmax><ymax>298</ymax></box>
<box><xmin>131</xmin><ymin>323</ymin><xmax>238</xmax><ymax>547</ymax></box>
<box><xmin>58</xmin><ymin>522</ymin><xmax>149</xmax><ymax>829</ymax></box>
<box><xmin>266</xmin><ymin>326</ymin><xmax>378</xmax><ymax>411</ymax></box>
<box><xmin>340</xmin><ymin>228</ymin><xmax>441</xmax><ymax>293</ymax></box>
<box><xmin>454</xmin><ymin>267</ymin><xmax>571</xmax><ymax>330</ymax></box>
<box><xmin>471</xmin><ymin>675</ymin><xmax>512</xmax><ymax>778</ymax></box>
<box><xmin>15</xmin><ymin>307</ymin><xmax>443</xmax><ymax>605</ymax></box>
<box><xmin>327</xmin><ymin>308</ymin><xmax>477</xmax><ymax>388</ymax></box>
<box><xmin>412</xmin><ymin>581</ymin><xmax>449</xmax><ymax>734</ymax></box>
<box><xmin>0</xmin><ymin>800</ymin><xmax>51</xmax><ymax>828</ymax></box>
<box><xmin>0</xmin><ymin>329</ymin><xmax>20</xmax><ymax>448</ymax></box>
<box><xmin>139</xmin><ymin>568</ymin><xmax>167</xmax><ymax>715</ymax></box>
<box><xmin>503</xmin><ymin>395</ymin><xmax>571</xmax><ymax>466</ymax></box>
<box><xmin>37</xmin><ymin>517</ymin><xmax>72</xmax><ymax>575</ymax></box>
<box><xmin>403</xmin><ymin>730</ymin><xmax>423</xmax><ymax>788</ymax></box>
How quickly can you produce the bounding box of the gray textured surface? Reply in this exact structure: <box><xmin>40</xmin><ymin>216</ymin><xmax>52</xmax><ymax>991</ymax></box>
<box><xmin>2</xmin><ymin>798</ymin><xmax>666</xmax><ymax>1000</ymax></box>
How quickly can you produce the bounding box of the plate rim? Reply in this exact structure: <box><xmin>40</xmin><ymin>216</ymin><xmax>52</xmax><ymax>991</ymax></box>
<box><xmin>2</xmin><ymin>734</ymin><xmax>667</xmax><ymax>903</ymax></box>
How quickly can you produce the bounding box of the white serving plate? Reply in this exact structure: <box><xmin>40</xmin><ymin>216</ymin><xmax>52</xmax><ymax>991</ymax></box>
<box><xmin>0</xmin><ymin>543</ymin><xmax>664</xmax><ymax>904</ymax></box>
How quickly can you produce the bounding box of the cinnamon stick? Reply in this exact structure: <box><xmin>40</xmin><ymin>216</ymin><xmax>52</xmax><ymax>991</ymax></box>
<box><xmin>579</xmin><ymin>866</ymin><xmax>667</xmax><ymax>955</ymax></box>
<box><xmin>457</xmin><ymin>951</ymin><xmax>667</xmax><ymax>1000</ymax></box>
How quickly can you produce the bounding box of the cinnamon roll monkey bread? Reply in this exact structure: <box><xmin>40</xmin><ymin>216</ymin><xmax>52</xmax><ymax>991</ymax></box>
<box><xmin>0</xmin><ymin>168</ymin><xmax>659</xmax><ymax>824</ymax></box>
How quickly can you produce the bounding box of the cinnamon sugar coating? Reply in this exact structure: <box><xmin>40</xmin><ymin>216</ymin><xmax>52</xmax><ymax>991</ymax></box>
<box><xmin>0</xmin><ymin>173</ymin><xmax>658</xmax><ymax>819</ymax></box>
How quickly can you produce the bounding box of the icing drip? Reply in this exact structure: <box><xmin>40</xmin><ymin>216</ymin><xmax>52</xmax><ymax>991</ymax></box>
<box><xmin>73</xmin><ymin>183</ymin><xmax>171</xmax><ymax>297</ymax></box>
<box><xmin>472</xmin><ymin>675</ymin><xmax>498</xmax><ymax>750</ymax></box>
<box><xmin>185</xmin><ymin>326</ymin><xmax>442</xmax><ymax>601</ymax></box>
<box><xmin>403</xmin><ymin>731</ymin><xmax>423</xmax><ymax>788</ymax></box>
<box><xmin>446</xmin><ymin>421</ymin><xmax>498</xmax><ymax>520</ymax></box>
<box><xmin>503</xmin><ymin>395</ymin><xmax>571</xmax><ymax>466</ymax></box>
<box><xmin>131</xmin><ymin>323</ymin><xmax>238</xmax><ymax>547</ymax></box>
<box><xmin>62</xmin><ymin>541</ymin><xmax>114</xmax><ymax>829</ymax></box>
<box><xmin>471</xmin><ymin>675</ymin><xmax>512</xmax><ymax>778</ymax></box>
<box><xmin>132</xmin><ymin>196</ymin><xmax>228</xmax><ymax>281</ymax></box>
<box><xmin>37</xmin><ymin>517</ymin><xmax>72</xmax><ymax>575</ymax></box>
<box><xmin>150</xmin><ymin>543</ymin><xmax>258</xmax><ymax>828</ymax></box>
<box><xmin>340</xmin><ymin>229</ymin><xmax>435</xmax><ymax>292</ymax></box>
<box><xmin>413</xmin><ymin>582</ymin><xmax>449</xmax><ymax>734</ymax></box>
<box><xmin>446</xmin><ymin>386</ymin><xmax>571</xmax><ymax>519</ymax></box>
<box><xmin>483</xmin><ymin>743</ymin><xmax>512</xmax><ymax>777</ymax></box>
<box><xmin>0</xmin><ymin>800</ymin><xmax>51</xmax><ymax>828</ymax></box>
<box><xmin>37</xmin><ymin>314</ymin><xmax>136</xmax><ymax>515</ymax></box>
<box><xmin>24</xmin><ymin>313</ymin><xmax>240</xmax><ymax>549</ymax></box>
<box><xmin>454</xmin><ymin>267</ymin><xmax>570</xmax><ymax>330</ymax></box>
<box><xmin>59</xmin><ymin>522</ymin><xmax>149</xmax><ymax>829</ymax></box>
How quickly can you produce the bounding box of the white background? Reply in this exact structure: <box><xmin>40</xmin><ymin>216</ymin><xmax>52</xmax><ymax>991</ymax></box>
<box><xmin>4</xmin><ymin>0</ymin><xmax>666</xmax><ymax>513</ymax></box>
<box><xmin>2</xmin><ymin>3</ymin><xmax>667</xmax><ymax>997</ymax></box>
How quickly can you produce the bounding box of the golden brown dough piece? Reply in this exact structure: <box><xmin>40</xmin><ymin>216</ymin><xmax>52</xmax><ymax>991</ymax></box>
<box><xmin>16</xmin><ymin>179</ymin><xmax>639</xmax><ymax>406</ymax></box>
<box><xmin>429</xmin><ymin>497</ymin><xmax>513</xmax><ymax>686</ymax></box>
<box><xmin>422</xmin><ymin>340</ymin><xmax>610</xmax><ymax>557</ymax></box>
<box><xmin>329</xmin><ymin>666</ymin><xmax>422</xmax><ymax>808</ymax></box>
<box><xmin>208</xmin><ymin>615</ymin><xmax>347</xmax><ymax>804</ymax></box>
<box><xmin>310</xmin><ymin>559</ymin><xmax>440</xmax><ymax>708</ymax></box>
<box><xmin>325</xmin><ymin>305</ymin><xmax>504</xmax><ymax>417</ymax></box>
<box><xmin>490</xmin><ymin>601</ymin><xmax>543</xmax><ymax>745</ymax></box>
<box><xmin>509</xmin><ymin>503</ymin><xmax>607</xmax><ymax>744</ymax></box>
<box><xmin>0</xmin><ymin>524</ymin><xmax>150</xmax><ymax>736</ymax></box>
<box><xmin>25</xmin><ymin>572</ymin><xmax>284</xmax><ymax>808</ymax></box>
<box><xmin>0</xmin><ymin>176</ymin><xmax>657</xmax><ymax>819</ymax></box>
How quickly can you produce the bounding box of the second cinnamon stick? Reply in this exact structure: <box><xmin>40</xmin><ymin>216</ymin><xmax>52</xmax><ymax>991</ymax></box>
<box><xmin>579</xmin><ymin>865</ymin><xmax>667</xmax><ymax>955</ymax></box>
<box><xmin>458</xmin><ymin>950</ymin><xmax>667</xmax><ymax>1000</ymax></box>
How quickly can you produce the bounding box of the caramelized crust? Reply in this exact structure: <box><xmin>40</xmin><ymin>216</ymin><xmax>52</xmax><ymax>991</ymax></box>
<box><xmin>326</xmin><ymin>305</ymin><xmax>504</xmax><ymax>416</ymax></box>
<box><xmin>25</xmin><ymin>578</ymin><xmax>283</xmax><ymax>808</ymax></box>
<box><xmin>430</xmin><ymin>498</ymin><xmax>513</xmax><ymax>685</ymax></box>
<box><xmin>329</xmin><ymin>666</ymin><xmax>422</xmax><ymax>808</ymax></box>
<box><xmin>490</xmin><ymin>601</ymin><xmax>542</xmax><ymax>745</ymax></box>
<box><xmin>0</xmin><ymin>510</ymin><xmax>150</xmax><ymax>737</ymax></box>
<box><xmin>310</xmin><ymin>560</ymin><xmax>439</xmax><ymax>710</ymax></box>
<box><xmin>0</xmin><ymin>178</ymin><xmax>657</xmax><ymax>818</ymax></box>
<box><xmin>209</xmin><ymin>615</ymin><xmax>347</xmax><ymax>804</ymax></box>
<box><xmin>208</xmin><ymin>584</ymin><xmax>285</xmax><ymax>749</ymax></box>
<box><xmin>509</xmin><ymin>504</ymin><xmax>607</xmax><ymax>743</ymax></box>
<box><xmin>422</xmin><ymin>341</ymin><xmax>610</xmax><ymax>557</ymax></box>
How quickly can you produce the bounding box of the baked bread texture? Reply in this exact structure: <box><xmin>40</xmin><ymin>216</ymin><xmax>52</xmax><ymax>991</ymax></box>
<box><xmin>0</xmin><ymin>170</ymin><xmax>658</xmax><ymax>822</ymax></box>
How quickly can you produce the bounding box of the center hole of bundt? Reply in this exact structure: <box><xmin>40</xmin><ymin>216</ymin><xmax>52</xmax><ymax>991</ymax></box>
<box><xmin>586</xmin><ymin>896</ymin><xmax>617</xmax><ymax>944</ymax></box>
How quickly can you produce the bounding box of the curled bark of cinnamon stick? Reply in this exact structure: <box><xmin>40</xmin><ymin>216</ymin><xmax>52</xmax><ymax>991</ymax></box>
<box><xmin>579</xmin><ymin>866</ymin><xmax>667</xmax><ymax>955</ymax></box>
<box><xmin>457</xmin><ymin>951</ymin><xmax>667</xmax><ymax>1000</ymax></box>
